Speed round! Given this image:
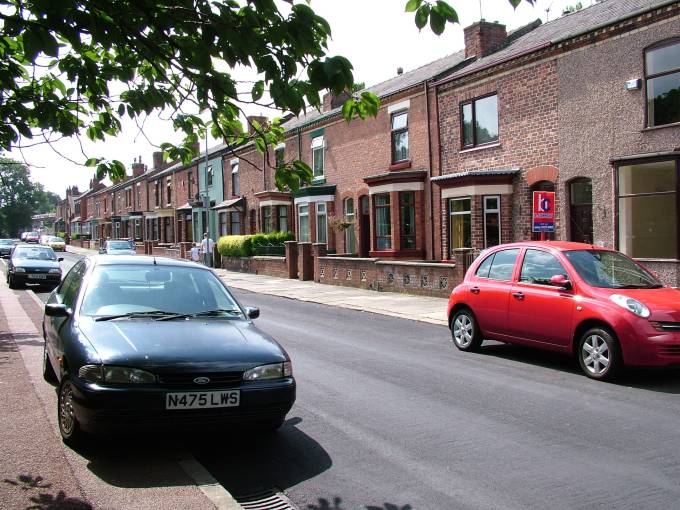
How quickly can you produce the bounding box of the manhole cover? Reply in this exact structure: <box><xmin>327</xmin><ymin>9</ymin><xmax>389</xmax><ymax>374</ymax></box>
<box><xmin>237</xmin><ymin>488</ymin><xmax>299</xmax><ymax>510</ymax></box>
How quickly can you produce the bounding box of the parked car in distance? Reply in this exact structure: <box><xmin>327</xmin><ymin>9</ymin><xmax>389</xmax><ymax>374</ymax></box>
<box><xmin>46</xmin><ymin>236</ymin><xmax>66</xmax><ymax>252</ymax></box>
<box><xmin>99</xmin><ymin>239</ymin><xmax>136</xmax><ymax>255</ymax></box>
<box><xmin>39</xmin><ymin>235</ymin><xmax>51</xmax><ymax>245</ymax></box>
<box><xmin>448</xmin><ymin>241</ymin><xmax>680</xmax><ymax>381</ymax></box>
<box><xmin>43</xmin><ymin>256</ymin><xmax>295</xmax><ymax>444</ymax></box>
<box><xmin>0</xmin><ymin>238</ymin><xmax>14</xmax><ymax>258</ymax></box>
<box><xmin>25</xmin><ymin>231</ymin><xmax>40</xmax><ymax>243</ymax></box>
<box><xmin>6</xmin><ymin>245</ymin><xmax>62</xmax><ymax>290</ymax></box>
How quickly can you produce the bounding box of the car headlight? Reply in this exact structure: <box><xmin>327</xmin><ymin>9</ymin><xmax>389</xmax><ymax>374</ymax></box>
<box><xmin>78</xmin><ymin>364</ymin><xmax>156</xmax><ymax>384</ymax></box>
<box><xmin>610</xmin><ymin>294</ymin><xmax>650</xmax><ymax>318</ymax></box>
<box><xmin>48</xmin><ymin>268</ymin><xmax>61</xmax><ymax>274</ymax></box>
<box><xmin>243</xmin><ymin>362</ymin><xmax>292</xmax><ymax>381</ymax></box>
<box><xmin>14</xmin><ymin>267</ymin><xmax>25</xmax><ymax>272</ymax></box>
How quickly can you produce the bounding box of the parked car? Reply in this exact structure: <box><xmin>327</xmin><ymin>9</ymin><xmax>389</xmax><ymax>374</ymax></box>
<box><xmin>39</xmin><ymin>235</ymin><xmax>51</xmax><ymax>245</ymax></box>
<box><xmin>447</xmin><ymin>241</ymin><xmax>680</xmax><ymax>381</ymax></box>
<box><xmin>43</xmin><ymin>256</ymin><xmax>295</xmax><ymax>444</ymax></box>
<box><xmin>46</xmin><ymin>236</ymin><xmax>66</xmax><ymax>252</ymax></box>
<box><xmin>98</xmin><ymin>239</ymin><xmax>136</xmax><ymax>255</ymax></box>
<box><xmin>25</xmin><ymin>231</ymin><xmax>40</xmax><ymax>243</ymax></box>
<box><xmin>0</xmin><ymin>238</ymin><xmax>14</xmax><ymax>258</ymax></box>
<box><xmin>6</xmin><ymin>245</ymin><xmax>62</xmax><ymax>290</ymax></box>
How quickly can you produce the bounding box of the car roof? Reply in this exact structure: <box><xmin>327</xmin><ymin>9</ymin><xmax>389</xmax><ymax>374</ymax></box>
<box><xmin>92</xmin><ymin>255</ymin><xmax>207</xmax><ymax>269</ymax></box>
<box><xmin>490</xmin><ymin>241</ymin><xmax>616</xmax><ymax>252</ymax></box>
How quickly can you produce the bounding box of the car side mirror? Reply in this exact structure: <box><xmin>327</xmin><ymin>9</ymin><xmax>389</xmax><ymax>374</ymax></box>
<box><xmin>549</xmin><ymin>274</ymin><xmax>572</xmax><ymax>290</ymax></box>
<box><xmin>245</xmin><ymin>307</ymin><xmax>260</xmax><ymax>320</ymax></box>
<box><xmin>45</xmin><ymin>303</ymin><xmax>71</xmax><ymax>317</ymax></box>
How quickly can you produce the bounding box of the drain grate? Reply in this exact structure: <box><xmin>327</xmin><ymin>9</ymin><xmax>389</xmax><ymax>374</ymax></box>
<box><xmin>237</xmin><ymin>488</ymin><xmax>299</xmax><ymax>510</ymax></box>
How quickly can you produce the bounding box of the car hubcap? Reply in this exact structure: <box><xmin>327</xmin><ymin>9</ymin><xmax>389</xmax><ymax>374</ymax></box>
<box><xmin>59</xmin><ymin>383</ymin><xmax>75</xmax><ymax>435</ymax></box>
<box><xmin>453</xmin><ymin>315</ymin><xmax>474</xmax><ymax>347</ymax></box>
<box><xmin>582</xmin><ymin>334</ymin><xmax>610</xmax><ymax>375</ymax></box>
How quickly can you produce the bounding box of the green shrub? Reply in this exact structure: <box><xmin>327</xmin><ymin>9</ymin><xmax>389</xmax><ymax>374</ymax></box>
<box><xmin>217</xmin><ymin>231</ymin><xmax>295</xmax><ymax>257</ymax></box>
<box><xmin>57</xmin><ymin>231</ymin><xmax>66</xmax><ymax>239</ymax></box>
<box><xmin>217</xmin><ymin>235</ymin><xmax>251</xmax><ymax>257</ymax></box>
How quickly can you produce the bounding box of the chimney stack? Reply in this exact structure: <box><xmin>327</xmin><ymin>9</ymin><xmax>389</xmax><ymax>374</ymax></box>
<box><xmin>463</xmin><ymin>20</ymin><xmax>507</xmax><ymax>59</ymax></box>
<box><xmin>397</xmin><ymin>67</ymin><xmax>403</xmax><ymax>75</ymax></box>
<box><xmin>246</xmin><ymin>115</ymin><xmax>269</xmax><ymax>137</ymax></box>
<box><xmin>321</xmin><ymin>90</ymin><xmax>352</xmax><ymax>113</ymax></box>
<box><xmin>132</xmin><ymin>156</ymin><xmax>146</xmax><ymax>177</ymax></box>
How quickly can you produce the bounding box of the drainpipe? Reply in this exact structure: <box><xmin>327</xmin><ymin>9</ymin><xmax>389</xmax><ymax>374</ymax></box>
<box><xmin>425</xmin><ymin>80</ymin><xmax>435</xmax><ymax>261</ymax></box>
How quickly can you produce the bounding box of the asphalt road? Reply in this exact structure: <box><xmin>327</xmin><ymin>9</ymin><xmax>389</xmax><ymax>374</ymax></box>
<box><xmin>20</xmin><ymin>252</ymin><xmax>680</xmax><ymax>509</ymax></box>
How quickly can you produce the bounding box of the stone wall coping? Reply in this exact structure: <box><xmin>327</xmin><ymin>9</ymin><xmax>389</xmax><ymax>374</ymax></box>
<box><xmin>318</xmin><ymin>257</ymin><xmax>378</xmax><ymax>262</ymax></box>
<box><xmin>376</xmin><ymin>260</ymin><xmax>457</xmax><ymax>269</ymax></box>
<box><xmin>253</xmin><ymin>256</ymin><xmax>286</xmax><ymax>261</ymax></box>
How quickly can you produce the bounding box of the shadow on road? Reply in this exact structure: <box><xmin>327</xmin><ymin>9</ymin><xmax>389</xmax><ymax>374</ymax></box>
<box><xmin>188</xmin><ymin>416</ymin><xmax>332</xmax><ymax>499</ymax></box>
<box><xmin>480</xmin><ymin>342</ymin><xmax>680</xmax><ymax>393</ymax></box>
<box><xmin>306</xmin><ymin>497</ymin><xmax>412</xmax><ymax>510</ymax></box>
<box><xmin>3</xmin><ymin>474</ymin><xmax>92</xmax><ymax>510</ymax></box>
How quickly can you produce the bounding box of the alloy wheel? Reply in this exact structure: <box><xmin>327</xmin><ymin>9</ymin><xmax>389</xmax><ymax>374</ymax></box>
<box><xmin>59</xmin><ymin>382</ymin><xmax>76</xmax><ymax>435</ymax></box>
<box><xmin>453</xmin><ymin>314</ymin><xmax>474</xmax><ymax>348</ymax></box>
<box><xmin>581</xmin><ymin>334</ymin><xmax>610</xmax><ymax>376</ymax></box>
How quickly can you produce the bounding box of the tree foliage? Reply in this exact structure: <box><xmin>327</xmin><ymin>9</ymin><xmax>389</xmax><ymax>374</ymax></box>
<box><xmin>1</xmin><ymin>0</ymin><xmax>532</xmax><ymax>191</ymax></box>
<box><xmin>0</xmin><ymin>157</ymin><xmax>53</xmax><ymax>237</ymax></box>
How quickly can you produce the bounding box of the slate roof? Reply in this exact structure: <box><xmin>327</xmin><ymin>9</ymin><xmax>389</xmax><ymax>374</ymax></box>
<box><xmin>431</xmin><ymin>167</ymin><xmax>520</xmax><ymax>182</ymax></box>
<box><xmin>448</xmin><ymin>0</ymin><xmax>677</xmax><ymax>80</ymax></box>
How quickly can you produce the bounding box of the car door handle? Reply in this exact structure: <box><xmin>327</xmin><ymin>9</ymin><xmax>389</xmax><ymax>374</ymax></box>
<box><xmin>512</xmin><ymin>291</ymin><xmax>524</xmax><ymax>300</ymax></box>
<box><xmin>470</xmin><ymin>286</ymin><xmax>480</xmax><ymax>294</ymax></box>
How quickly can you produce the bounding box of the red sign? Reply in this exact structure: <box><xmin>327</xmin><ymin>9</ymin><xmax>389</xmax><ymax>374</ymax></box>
<box><xmin>532</xmin><ymin>191</ymin><xmax>555</xmax><ymax>233</ymax></box>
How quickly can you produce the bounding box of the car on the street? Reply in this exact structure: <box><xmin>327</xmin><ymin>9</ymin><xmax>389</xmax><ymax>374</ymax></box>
<box><xmin>39</xmin><ymin>235</ymin><xmax>51</xmax><ymax>245</ymax></box>
<box><xmin>98</xmin><ymin>239</ymin><xmax>136</xmax><ymax>255</ymax></box>
<box><xmin>42</xmin><ymin>255</ymin><xmax>295</xmax><ymax>444</ymax></box>
<box><xmin>448</xmin><ymin>241</ymin><xmax>680</xmax><ymax>381</ymax></box>
<box><xmin>6</xmin><ymin>245</ymin><xmax>63</xmax><ymax>290</ymax></box>
<box><xmin>25</xmin><ymin>231</ymin><xmax>40</xmax><ymax>243</ymax></box>
<box><xmin>46</xmin><ymin>236</ymin><xmax>66</xmax><ymax>252</ymax></box>
<box><xmin>0</xmin><ymin>238</ymin><xmax>15</xmax><ymax>258</ymax></box>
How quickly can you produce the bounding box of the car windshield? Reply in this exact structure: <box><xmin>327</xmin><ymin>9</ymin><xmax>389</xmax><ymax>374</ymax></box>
<box><xmin>0</xmin><ymin>239</ymin><xmax>13</xmax><ymax>245</ymax></box>
<box><xmin>13</xmin><ymin>246</ymin><xmax>56</xmax><ymax>261</ymax></box>
<box><xmin>564</xmin><ymin>250</ymin><xmax>661</xmax><ymax>289</ymax></box>
<box><xmin>107</xmin><ymin>241</ymin><xmax>131</xmax><ymax>250</ymax></box>
<box><xmin>80</xmin><ymin>264</ymin><xmax>243</xmax><ymax>318</ymax></box>
<box><xmin>50</xmin><ymin>237</ymin><xmax>64</xmax><ymax>242</ymax></box>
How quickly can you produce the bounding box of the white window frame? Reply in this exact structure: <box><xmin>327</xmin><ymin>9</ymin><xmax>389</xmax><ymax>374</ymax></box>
<box><xmin>483</xmin><ymin>195</ymin><xmax>501</xmax><ymax>248</ymax></box>
<box><xmin>449</xmin><ymin>197</ymin><xmax>472</xmax><ymax>253</ymax></box>
<box><xmin>316</xmin><ymin>202</ymin><xmax>327</xmax><ymax>244</ymax></box>
<box><xmin>298</xmin><ymin>204</ymin><xmax>310</xmax><ymax>242</ymax></box>
<box><xmin>311</xmin><ymin>136</ymin><xmax>325</xmax><ymax>179</ymax></box>
<box><xmin>231</xmin><ymin>161</ymin><xmax>240</xmax><ymax>196</ymax></box>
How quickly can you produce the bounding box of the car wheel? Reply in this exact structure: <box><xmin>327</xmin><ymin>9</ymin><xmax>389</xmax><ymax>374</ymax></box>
<box><xmin>8</xmin><ymin>274</ymin><xmax>18</xmax><ymax>289</ymax></box>
<box><xmin>450</xmin><ymin>308</ymin><xmax>483</xmax><ymax>352</ymax></box>
<box><xmin>58</xmin><ymin>376</ymin><xmax>85</xmax><ymax>446</ymax></box>
<box><xmin>577</xmin><ymin>327</ymin><xmax>621</xmax><ymax>381</ymax></box>
<box><xmin>42</xmin><ymin>342</ymin><xmax>57</xmax><ymax>384</ymax></box>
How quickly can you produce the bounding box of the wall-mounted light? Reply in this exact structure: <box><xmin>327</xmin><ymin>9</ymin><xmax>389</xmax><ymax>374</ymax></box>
<box><xmin>625</xmin><ymin>79</ymin><xmax>641</xmax><ymax>90</ymax></box>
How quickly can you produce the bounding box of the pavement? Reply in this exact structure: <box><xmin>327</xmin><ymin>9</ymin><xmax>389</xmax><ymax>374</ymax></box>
<box><xmin>65</xmin><ymin>245</ymin><xmax>450</xmax><ymax>327</ymax></box>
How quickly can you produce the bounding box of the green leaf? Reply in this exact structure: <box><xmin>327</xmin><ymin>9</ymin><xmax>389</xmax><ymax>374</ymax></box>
<box><xmin>85</xmin><ymin>157</ymin><xmax>99</xmax><ymax>167</ymax></box>
<box><xmin>415</xmin><ymin>4</ymin><xmax>430</xmax><ymax>30</ymax></box>
<box><xmin>436</xmin><ymin>1</ymin><xmax>458</xmax><ymax>23</ymax></box>
<box><xmin>405</xmin><ymin>0</ymin><xmax>422</xmax><ymax>13</ymax></box>
<box><xmin>252</xmin><ymin>80</ymin><xmax>264</xmax><ymax>102</ymax></box>
<box><xmin>429</xmin><ymin>8</ymin><xmax>446</xmax><ymax>35</ymax></box>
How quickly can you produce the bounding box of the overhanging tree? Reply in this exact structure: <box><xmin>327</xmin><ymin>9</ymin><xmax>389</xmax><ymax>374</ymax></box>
<box><xmin>0</xmin><ymin>0</ymin><xmax>532</xmax><ymax>190</ymax></box>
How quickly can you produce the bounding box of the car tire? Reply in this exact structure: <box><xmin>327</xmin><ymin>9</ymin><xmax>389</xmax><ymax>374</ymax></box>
<box><xmin>577</xmin><ymin>327</ymin><xmax>622</xmax><ymax>382</ymax></box>
<box><xmin>42</xmin><ymin>342</ymin><xmax>58</xmax><ymax>384</ymax></box>
<box><xmin>450</xmin><ymin>308</ymin><xmax>483</xmax><ymax>352</ymax></box>
<box><xmin>8</xmin><ymin>274</ymin><xmax>19</xmax><ymax>289</ymax></box>
<box><xmin>58</xmin><ymin>376</ymin><xmax>85</xmax><ymax>446</ymax></box>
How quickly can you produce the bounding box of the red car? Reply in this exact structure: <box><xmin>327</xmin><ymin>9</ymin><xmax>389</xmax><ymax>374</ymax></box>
<box><xmin>448</xmin><ymin>241</ymin><xmax>680</xmax><ymax>381</ymax></box>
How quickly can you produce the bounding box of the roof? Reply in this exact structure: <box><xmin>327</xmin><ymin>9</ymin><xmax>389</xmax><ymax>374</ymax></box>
<box><xmin>211</xmin><ymin>197</ymin><xmax>244</xmax><ymax>210</ymax></box>
<box><xmin>283</xmin><ymin>50</ymin><xmax>468</xmax><ymax>131</ymax></box>
<box><xmin>447</xmin><ymin>0</ymin><xmax>676</xmax><ymax>81</ymax></box>
<box><xmin>431</xmin><ymin>167</ymin><xmax>520</xmax><ymax>182</ymax></box>
<box><xmin>94</xmin><ymin>255</ymin><xmax>206</xmax><ymax>268</ymax></box>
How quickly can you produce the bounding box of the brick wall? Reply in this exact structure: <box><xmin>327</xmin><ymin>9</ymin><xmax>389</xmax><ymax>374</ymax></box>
<box><xmin>221</xmin><ymin>256</ymin><xmax>288</xmax><ymax>278</ymax></box>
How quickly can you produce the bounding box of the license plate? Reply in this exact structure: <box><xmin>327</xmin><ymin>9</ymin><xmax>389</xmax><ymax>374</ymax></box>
<box><xmin>28</xmin><ymin>274</ymin><xmax>47</xmax><ymax>279</ymax></box>
<box><xmin>165</xmin><ymin>390</ymin><xmax>240</xmax><ymax>410</ymax></box>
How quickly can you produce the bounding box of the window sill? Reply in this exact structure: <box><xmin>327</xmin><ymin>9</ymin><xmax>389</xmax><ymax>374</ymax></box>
<box><xmin>459</xmin><ymin>142</ymin><xmax>501</xmax><ymax>154</ymax></box>
<box><xmin>642</xmin><ymin>122</ymin><xmax>680</xmax><ymax>132</ymax></box>
<box><xmin>312</xmin><ymin>177</ymin><xmax>326</xmax><ymax>185</ymax></box>
<box><xmin>389</xmin><ymin>160</ymin><xmax>412</xmax><ymax>171</ymax></box>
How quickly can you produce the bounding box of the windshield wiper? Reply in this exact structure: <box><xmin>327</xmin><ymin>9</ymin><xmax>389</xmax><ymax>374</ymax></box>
<box><xmin>156</xmin><ymin>308</ymin><xmax>242</xmax><ymax>321</ymax></box>
<box><xmin>614</xmin><ymin>283</ymin><xmax>662</xmax><ymax>289</ymax></box>
<box><xmin>94</xmin><ymin>310</ymin><xmax>182</xmax><ymax>322</ymax></box>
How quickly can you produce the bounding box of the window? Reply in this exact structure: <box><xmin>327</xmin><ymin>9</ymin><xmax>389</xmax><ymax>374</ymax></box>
<box><xmin>645</xmin><ymin>40</ymin><xmax>680</xmax><ymax>127</ymax></box>
<box><xmin>219</xmin><ymin>212</ymin><xmax>228</xmax><ymax>236</ymax></box>
<box><xmin>311</xmin><ymin>136</ymin><xmax>324</xmax><ymax>179</ymax></box>
<box><xmin>569</xmin><ymin>178</ymin><xmax>593</xmax><ymax>244</ymax></box>
<box><xmin>391</xmin><ymin>111</ymin><xmax>409</xmax><ymax>163</ymax></box>
<box><xmin>483</xmin><ymin>196</ymin><xmax>501</xmax><ymax>248</ymax></box>
<box><xmin>278</xmin><ymin>206</ymin><xmax>288</xmax><ymax>233</ymax></box>
<box><xmin>230</xmin><ymin>212</ymin><xmax>241</xmax><ymax>235</ymax></box>
<box><xmin>166</xmin><ymin>178</ymin><xmax>172</xmax><ymax>205</ymax></box>
<box><xmin>487</xmin><ymin>248</ymin><xmax>520</xmax><ymax>281</ymax></box>
<box><xmin>344</xmin><ymin>198</ymin><xmax>356</xmax><ymax>254</ymax></box>
<box><xmin>207</xmin><ymin>166</ymin><xmax>213</xmax><ymax>187</ymax></box>
<box><xmin>275</xmin><ymin>147</ymin><xmax>284</xmax><ymax>168</ymax></box>
<box><xmin>58</xmin><ymin>260</ymin><xmax>86</xmax><ymax>308</ymax></box>
<box><xmin>231</xmin><ymin>162</ymin><xmax>240</xmax><ymax>196</ymax></box>
<box><xmin>374</xmin><ymin>194</ymin><xmax>391</xmax><ymax>250</ymax></box>
<box><xmin>136</xmin><ymin>183</ymin><xmax>141</xmax><ymax>208</ymax></box>
<box><xmin>262</xmin><ymin>206</ymin><xmax>273</xmax><ymax>233</ymax></box>
<box><xmin>298</xmin><ymin>204</ymin><xmax>310</xmax><ymax>242</ymax></box>
<box><xmin>475</xmin><ymin>253</ymin><xmax>494</xmax><ymax>278</ymax></box>
<box><xmin>461</xmin><ymin>94</ymin><xmax>499</xmax><ymax>148</ymax></box>
<box><xmin>520</xmin><ymin>249</ymin><xmax>567</xmax><ymax>285</ymax></box>
<box><xmin>188</xmin><ymin>171</ymin><xmax>193</xmax><ymax>200</ymax></box>
<box><xmin>449</xmin><ymin>198</ymin><xmax>471</xmax><ymax>252</ymax></box>
<box><xmin>399</xmin><ymin>191</ymin><xmax>415</xmax><ymax>249</ymax></box>
<box><xmin>617</xmin><ymin>159</ymin><xmax>678</xmax><ymax>259</ymax></box>
<box><xmin>316</xmin><ymin>203</ymin><xmax>327</xmax><ymax>244</ymax></box>
<box><xmin>154</xmin><ymin>180</ymin><xmax>160</xmax><ymax>207</ymax></box>
<box><xmin>134</xmin><ymin>219</ymin><xmax>141</xmax><ymax>239</ymax></box>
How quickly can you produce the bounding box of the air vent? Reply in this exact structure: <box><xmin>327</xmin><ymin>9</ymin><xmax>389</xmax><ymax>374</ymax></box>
<box><xmin>237</xmin><ymin>489</ymin><xmax>298</xmax><ymax>510</ymax></box>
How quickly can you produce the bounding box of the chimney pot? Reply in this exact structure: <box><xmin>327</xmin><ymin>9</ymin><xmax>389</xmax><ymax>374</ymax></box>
<box><xmin>397</xmin><ymin>67</ymin><xmax>403</xmax><ymax>75</ymax></box>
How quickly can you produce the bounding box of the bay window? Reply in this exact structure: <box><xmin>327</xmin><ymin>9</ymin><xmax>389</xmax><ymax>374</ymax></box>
<box><xmin>399</xmin><ymin>191</ymin><xmax>415</xmax><ymax>249</ymax></box>
<box><xmin>278</xmin><ymin>206</ymin><xmax>288</xmax><ymax>233</ymax></box>
<box><xmin>316</xmin><ymin>203</ymin><xmax>327</xmax><ymax>244</ymax></box>
<box><xmin>449</xmin><ymin>197</ymin><xmax>471</xmax><ymax>253</ymax></box>
<box><xmin>298</xmin><ymin>204</ymin><xmax>310</xmax><ymax>242</ymax></box>
<box><xmin>483</xmin><ymin>196</ymin><xmax>501</xmax><ymax>248</ymax></box>
<box><xmin>345</xmin><ymin>198</ymin><xmax>356</xmax><ymax>254</ymax></box>
<box><xmin>374</xmin><ymin>194</ymin><xmax>391</xmax><ymax>250</ymax></box>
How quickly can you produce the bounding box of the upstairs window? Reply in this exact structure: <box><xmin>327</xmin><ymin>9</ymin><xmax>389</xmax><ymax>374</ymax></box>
<box><xmin>188</xmin><ymin>171</ymin><xmax>193</xmax><ymax>199</ymax></box>
<box><xmin>646</xmin><ymin>40</ymin><xmax>680</xmax><ymax>127</ymax></box>
<box><xmin>391</xmin><ymin>111</ymin><xmax>409</xmax><ymax>163</ymax></box>
<box><xmin>311</xmin><ymin>136</ymin><xmax>325</xmax><ymax>179</ymax></box>
<box><xmin>231</xmin><ymin>162</ymin><xmax>240</xmax><ymax>196</ymax></box>
<box><xmin>166</xmin><ymin>178</ymin><xmax>172</xmax><ymax>205</ymax></box>
<box><xmin>461</xmin><ymin>94</ymin><xmax>499</xmax><ymax>148</ymax></box>
<box><xmin>207</xmin><ymin>165</ymin><xmax>213</xmax><ymax>187</ymax></box>
<box><xmin>275</xmin><ymin>146</ymin><xmax>285</xmax><ymax>168</ymax></box>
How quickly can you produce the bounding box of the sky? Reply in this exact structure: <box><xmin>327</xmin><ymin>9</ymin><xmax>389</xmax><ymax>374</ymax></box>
<box><xmin>10</xmin><ymin>0</ymin><xmax>584</xmax><ymax>198</ymax></box>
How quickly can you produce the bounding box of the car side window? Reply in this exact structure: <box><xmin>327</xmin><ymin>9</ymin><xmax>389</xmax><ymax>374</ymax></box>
<box><xmin>487</xmin><ymin>249</ymin><xmax>519</xmax><ymax>281</ymax></box>
<box><xmin>520</xmin><ymin>249</ymin><xmax>568</xmax><ymax>285</ymax></box>
<box><xmin>58</xmin><ymin>261</ymin><xmax>86</xmax><ymax>307</ymax></box>
<box><xmin>475</xmin><ymin>253</ymin><xmax>494</xmax><ymax>278</ymax></box>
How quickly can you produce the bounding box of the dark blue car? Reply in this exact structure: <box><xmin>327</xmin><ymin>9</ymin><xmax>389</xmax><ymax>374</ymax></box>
<box><xmin>43</xmin><ymin>255</ymin><xmax>295</xmax><ymax>445</ymax></box>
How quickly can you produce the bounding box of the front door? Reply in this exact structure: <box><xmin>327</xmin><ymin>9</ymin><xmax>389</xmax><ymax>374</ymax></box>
<box><xmin>359</xmin><ymin>195</ymin><xmax>370</xmax><ymax>257</ymax></box>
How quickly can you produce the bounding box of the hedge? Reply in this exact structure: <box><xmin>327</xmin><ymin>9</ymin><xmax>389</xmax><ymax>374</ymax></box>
<box><xmin>217</xmin><ymin>231</ymin><xmax>294</xmax><ymax>257</ymax></box>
